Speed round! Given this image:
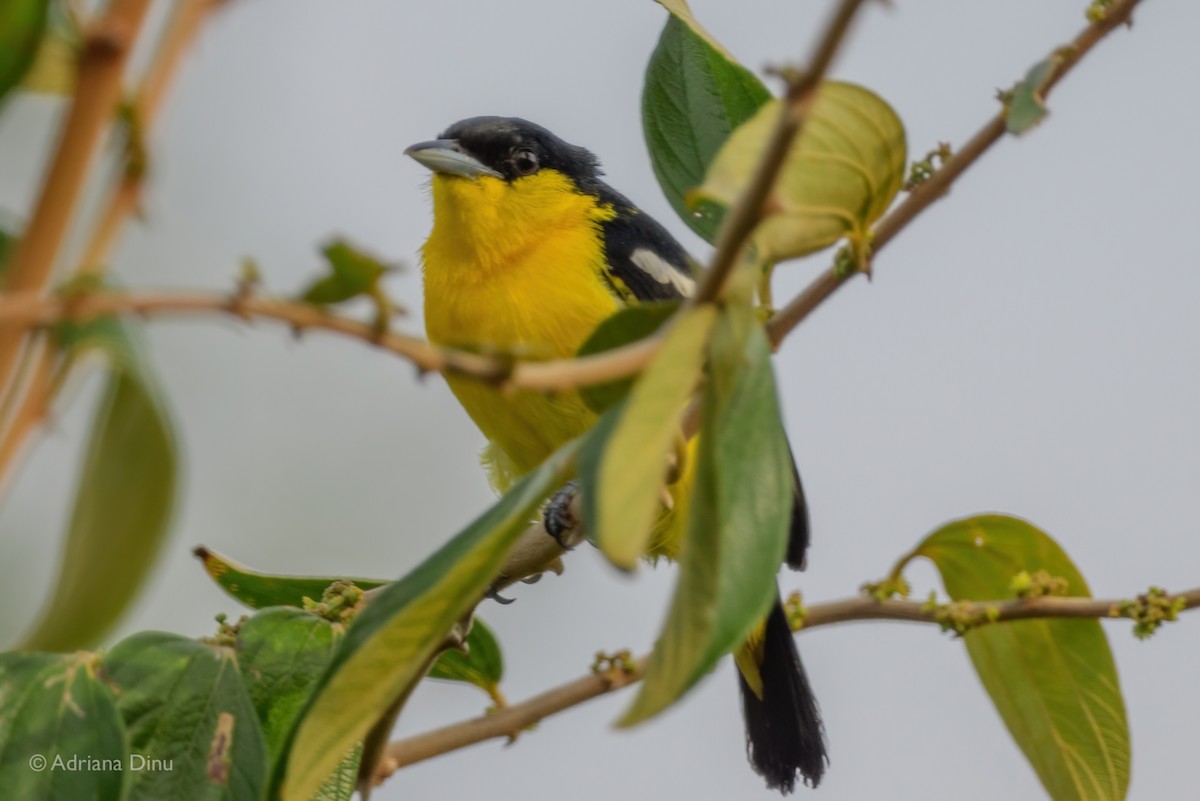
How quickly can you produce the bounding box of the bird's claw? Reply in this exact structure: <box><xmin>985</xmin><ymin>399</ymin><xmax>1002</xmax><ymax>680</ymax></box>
<box><xmin>543</xmin><ymin>481</ymin><xmax>582</xmax><ymax>549</ymax></box>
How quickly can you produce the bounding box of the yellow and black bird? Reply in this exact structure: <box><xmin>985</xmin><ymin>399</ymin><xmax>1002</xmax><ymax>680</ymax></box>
<box><xmin>407</xmin><ymin>116</ymin><xmax>827</xmax><ymax>792</ymax></box>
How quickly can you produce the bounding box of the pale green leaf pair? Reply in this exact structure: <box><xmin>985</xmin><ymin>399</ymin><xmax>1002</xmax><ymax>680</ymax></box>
<box><xmin>695</xmin><ymin>83</ymin><xmax>907</xmax><ymax>264</ymax></box>
<box><xmin>644</xmin><ymin>0</ymin><xmax>906</xmax><ymax>264</ymax></box>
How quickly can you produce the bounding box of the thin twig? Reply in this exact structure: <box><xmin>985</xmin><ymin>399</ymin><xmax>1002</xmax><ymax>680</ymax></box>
<box><xmin>764</xmin><ymin>0</ymin><xmax>1145</xmax><ymax>346</ymax></box>
<box><xmin>375</xmin><ymin>584</ymin><xmax>1200</xmax><ymax>781</ymax></box>
<box><xmin>691</xmin><ymin>0</ymin><xmax>869</xmax><ymax>304</ymax></box>
<box><xmin>0</xmin><ymin>289</ymin><xmax>661</xmax><ymax>392</ymax></box>
<box><xmin>0</xmin><ymin>338</ymin><xmax>58</xmax><ymax>496</ymax></box>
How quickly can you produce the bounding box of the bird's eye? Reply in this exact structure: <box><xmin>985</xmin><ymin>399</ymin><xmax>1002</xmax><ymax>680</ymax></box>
<box><xmin>511</xmin><ymin>147</ymin><xmax>540</xmax><ymax>176</ymax></box>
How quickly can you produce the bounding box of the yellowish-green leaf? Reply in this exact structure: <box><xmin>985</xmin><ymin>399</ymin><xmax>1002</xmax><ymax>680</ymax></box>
<box><xmin>621</xmin><ymin>302</ymin><xmax>791</xmax><ymax>725</ymax></box>
<box><xmin>278</xmin><ymin>438</ymin><xmax>579</xmax><ymax>801</ymax></box>
<box><xmin>914</xmin><ymin>515</ymin><xmax>1130</xmax><ymax>801</ymax></box>
<box><xmin>694</xmin><ymin>82</ymin><xmax>907</xmax><ymax>264</ymax></box>
<box><xmin>578</xmin><ymin>305</ymin><xmax>716</xmax><ymax>570</ymax></box>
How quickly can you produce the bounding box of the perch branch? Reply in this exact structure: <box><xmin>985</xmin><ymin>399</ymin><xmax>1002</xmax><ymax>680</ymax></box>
<box><xmin>374</xmin><ymin>584</ymin><xmax>1200</xmax><ymax>782</ymax></box>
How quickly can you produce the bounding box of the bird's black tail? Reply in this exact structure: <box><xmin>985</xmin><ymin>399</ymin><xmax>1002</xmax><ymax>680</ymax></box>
<box><xmin>739</xmin><ymin>601</ymin><xmax>827</xmax><ymax>793</ymax></box>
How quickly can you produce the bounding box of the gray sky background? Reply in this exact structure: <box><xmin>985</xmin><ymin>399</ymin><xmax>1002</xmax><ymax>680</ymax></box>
<box><xmin>0</xmin><ymin>1</ymin><xmax>1196</xmax><ymax>799</ymax></box>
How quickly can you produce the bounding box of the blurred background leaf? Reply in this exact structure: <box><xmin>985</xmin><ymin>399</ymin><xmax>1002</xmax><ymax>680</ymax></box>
<box><xmin>18</xmin><ymin>317</ymin><xmax>178</xmax><ymax>651</ymax></box>
<box><xmin>0</xmin><ymin>0</ymin><xmax>50</xmax><ymax>109</ymax></box>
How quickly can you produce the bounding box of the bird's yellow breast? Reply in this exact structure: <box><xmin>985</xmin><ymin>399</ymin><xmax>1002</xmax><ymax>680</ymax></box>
<box><xmin>422</xmin><ymin>171</ymin><xmax>621</xmax><ymax>485</ymax></box>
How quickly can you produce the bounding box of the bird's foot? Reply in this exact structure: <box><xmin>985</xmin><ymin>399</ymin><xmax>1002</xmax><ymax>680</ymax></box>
<box><xmin>543</xmin><ymin>481</ymin><xmax>583</xmax><ymax>549</ymax></box>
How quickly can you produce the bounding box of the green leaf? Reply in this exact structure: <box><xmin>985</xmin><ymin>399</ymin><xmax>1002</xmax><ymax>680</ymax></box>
<box><xmin>577</xmin><ymin>305</ymin><xmax>716</xmax><ymax>569</ymax></box>
<box><xmin>237</xmin><ymin>608</ymin><xmax>341</xmax><ymax>769</ymax></box>
<box><xmin>194</xmin><ymin>546</ymin><xmax>387</xmax><ymax>609</ymax></box>
<box><xmin>278</xmin><ymin>438</ymin><xmax>579</xmax><ymax>801</ymax></box>
<box><xmin>0</xmin><ymin>0</ymin><xmax>50</xmax><ymax>107</ymax></box>
<box><xmin>620</xmin><ymin>303</ymin><xmax>792</xmax><ymax>725</ymax></box>
<box><xmin>0</xmin><ymin>651</ymin><xmax>127</xmax><ymax>801</ymax></box>
<box><xmin>20</xmin><ymin>317</ymin><xmax>178</xmax><ymax>651</ymax></box>
<box><xmin>103</xmin><ymin>631</ymin><xmax>270</xmax><ymax>801</ymax></box>
<box><xmin>1006</xmin><ymin>56</ymin><xmax>1061</xmax><ymax>135</ymax></box>
<box><xmin>642</xmin><ymin>0</ymin><xmax>771</xmax><ymax>242</ymax></box>
<box><xmin>427</xmin><ymin>617</ymin><xmax>505</xmax><ymax>704</ymax></box>
<box><xmin>300</xmin><ymin>239</ymin><xmax>392</xmax><ymax>305</ymax></box>
<box><xmin>577</xmin><ymin>301</ymin><xmax>680</xmax><ymax>413</ymax></box>
<box><xmin>694</xmin><ymin>82</ymin><xmax>908</xmax><ymax>264</ymax></box>
<box><xmin>309</xmin><ymin>743</ymin><xmax>360</xmax><ymax>801</ymax></box>
<box><xmin>915</xmin><ymin>515</ymin><xmax>1130</xmax><ymax>801</ymax></box>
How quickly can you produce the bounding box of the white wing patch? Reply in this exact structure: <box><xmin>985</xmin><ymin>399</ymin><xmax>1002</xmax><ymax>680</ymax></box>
<box><xmin>630</xmin><ymin>248</ymin><xmax>696</xmax><ymax>298</ymax></box>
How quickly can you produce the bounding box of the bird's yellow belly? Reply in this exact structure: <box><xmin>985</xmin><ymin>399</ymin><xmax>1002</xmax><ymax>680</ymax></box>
<box><xmin>424</xmin><ymin>228</ymin><xmax>621</xmax><ymax>490</ymax></box>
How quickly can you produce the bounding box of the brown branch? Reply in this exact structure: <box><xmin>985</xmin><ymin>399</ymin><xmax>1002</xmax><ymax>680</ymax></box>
<box><xmin>764</xmin><ymin>0</ymin><xmax>1145</xmax><ymax>346</ymax></box>
<box><xmin>691</xmin><ymin>0</ymin><xmax>869</xmax><ymax>304</ymax></box>
<box><xmin>374</xmin><ymin>584</ymin><xmax>1200</xmax><ymax>782</ymax></box>
<box><xmin>79</xmin><ymin>0</ymin><xmax>228</xmax><ymax>273</ymax></box>
<box><xmin>0</xmin><ymin>289</ymin><xmax>664</xmax><ymax>392</ymax></box>
<box><xmin>0</xmin><ymin>0</ymin><xmax>154</xmax><ymax>392</ymax></box>
<box><xmin>0</xmin><ymin>338</ymin><xmax>59</xmax><ymax>496</ymax></box>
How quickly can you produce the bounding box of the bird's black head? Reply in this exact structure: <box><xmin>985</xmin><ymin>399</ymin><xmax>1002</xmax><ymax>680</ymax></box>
<box><xmin>408</xmin><ymin>116</ymin><xmax>603</xmax><ymax>186</ymax></box>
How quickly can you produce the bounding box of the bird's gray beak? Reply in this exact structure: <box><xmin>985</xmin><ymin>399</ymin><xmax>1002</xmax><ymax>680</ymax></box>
<box><xmin>404</xmin><ymin>139</ymin><xmax>502</xmax><ymax>179</ymax></box>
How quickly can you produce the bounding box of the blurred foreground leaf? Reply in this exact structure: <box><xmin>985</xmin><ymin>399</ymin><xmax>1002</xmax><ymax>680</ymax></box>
<box><xmin>0</xmin><ymin>651</ymin><xmax>127</xmax><ymax>801</ymax></box>
<box><xmin>576</xmin><ymin>301</ymin><xmax>679</xmax><ymax>413</ymax></box>
<box><xmin>103</xmin><ymin>632</ymin><xmax>269</xmax><ymax>801</ymax></box>
<box><xmin>913</xmin><ymin>515</ymin><xmax>1130</xmax><ymax>801</ymax></box>
<box><xmin>621</xmin><ymin>302</ymin><xmax>792</xmax><ymax>725</ymax></box>
<box><xmin>278</xmin><ymin>438</ymin><xmax>579</xmax><ymax>801</ymax></box>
